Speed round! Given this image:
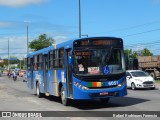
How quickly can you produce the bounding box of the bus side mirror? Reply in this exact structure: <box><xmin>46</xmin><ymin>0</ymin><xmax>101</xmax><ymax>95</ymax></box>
<box><xmin>68</xmin><ymin>56</ymin><xmax>72</xmax><ymax>65</ymax></box>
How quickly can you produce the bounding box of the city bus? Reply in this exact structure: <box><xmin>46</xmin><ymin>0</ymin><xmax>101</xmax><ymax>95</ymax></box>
<box><xmin>26</xmin><ymin>37</ymin><xmax>127</xmax><ymax>106</ymax></box>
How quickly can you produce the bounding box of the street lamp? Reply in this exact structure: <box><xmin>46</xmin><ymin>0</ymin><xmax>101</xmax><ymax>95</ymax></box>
<box><xmin>24</xmin><ymin>21</ymin><xmax>31</xmax><ymax>54</ymax></box>
<box><xmin>81</xmin><ymin>34</ymin><xmax>88</xmax><ymax>37</ymax></box>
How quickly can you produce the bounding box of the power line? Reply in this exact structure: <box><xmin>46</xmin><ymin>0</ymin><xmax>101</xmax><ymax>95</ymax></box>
<box><xmin>88</xmin><ymin>20</ymin><xmax>160</xmax><ymax>35</ymax></box>
<box><xmin>124</xmin><ymin>39</ymin><xmax>160</xmax><ymax>47</ymax></box>
<box><xmin>112</xmin><ymin>20</ymin><xmax>160</xmax><ymax>32</ymax></box>
<box><xmin>122</xmin><ymin>28</ymin><xmax>160</xmax><ymax>38</ymax></box>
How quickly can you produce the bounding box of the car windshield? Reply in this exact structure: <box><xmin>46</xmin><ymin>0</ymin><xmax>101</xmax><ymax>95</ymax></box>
<box><xmin>130</xmin><ymin>71</ymin><xmax>147</xmax><ymax>77</ymax></box>
<box><xmin>73</xmin><ymin>48</ymin><xmax>125</xmax><ymax>76</ymax></box>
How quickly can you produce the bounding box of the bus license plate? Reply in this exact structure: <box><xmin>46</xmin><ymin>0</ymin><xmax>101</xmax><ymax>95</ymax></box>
<box><xmin>100</xmin><ymin>92</ymin><xmax>108</xmax><ymax>96</ymax></box>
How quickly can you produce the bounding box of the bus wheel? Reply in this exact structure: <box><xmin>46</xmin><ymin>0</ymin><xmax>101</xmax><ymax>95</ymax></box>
<box><xmin>100</xmin><ymin>98</ymin><xmax>110</xmax><ymax>103</ymax></box>
<box><xmin>61</xmin><ymin>86</ymin><xmax>69</xmax><ymax>106</ymax></box>
<box><xmin>131</xmin><ymin>83</ymin><xmax>136</xmax><ymax>90</ymax></box>
<box><xmin>36</xmin><ymin>83</ymin><xmax>42</xmax><ymax>98</ymax></box>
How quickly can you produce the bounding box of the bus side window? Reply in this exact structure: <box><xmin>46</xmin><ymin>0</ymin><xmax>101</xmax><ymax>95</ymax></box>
<box><xmin>53</xmin><ymin>50</ymin><xmax>59</xmax><ymax>68</ymax></box>
<box><xmin>49</xmin><ymin>51</ymin><xmax>53</xmax><ymax>69</ymax></box>
<box><xmin>34</xmin><ymin>55</ymin><xmax>37</xmax><ymax>70</ymax></box>
<box><xmin>59</xmin><ymin>48</ymin><xmax>64</xmax><ymax>68</ymax></box>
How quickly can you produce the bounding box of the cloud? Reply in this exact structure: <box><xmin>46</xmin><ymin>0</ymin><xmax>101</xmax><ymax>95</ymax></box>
<box><xmin>0</xmin><ymin>21</ymin><xmax>13</xmax><ymax>28</ymax></box>
<box><xmin>0</xmin><ymin>0</ymin><xmax>48</xmax><ymax>7</ymax></box>
<box><xmin>0</xmin><ymin>36</ymin><xmax>27</xmax><ymax>59</ymax></box>
<box><xmin>0</xmin><ymin>34</ymin><xmax>69</xmax><ymax>59</ymax></box>
<box><xmin>54</xmin><ymin>35</ymin><xmax>68</xmax><ymax>44</ymax></box>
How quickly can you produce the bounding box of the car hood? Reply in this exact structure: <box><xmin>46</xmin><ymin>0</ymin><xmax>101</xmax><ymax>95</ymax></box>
<box><xmin>133</xmin><ymin>76</ymin><xmax>154</xmax><ymax>81</ymax></box>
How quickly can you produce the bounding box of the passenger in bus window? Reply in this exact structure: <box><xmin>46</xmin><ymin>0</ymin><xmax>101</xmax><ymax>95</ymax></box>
<box><xmin>78</xmin><ymin>63</ymin><xmax>84</xmax><ymax>71</ymax></box>
<box><xmin>77</xmin><ymin>58</ymin><xmax>85</xmax><ymax>72</ymax></box>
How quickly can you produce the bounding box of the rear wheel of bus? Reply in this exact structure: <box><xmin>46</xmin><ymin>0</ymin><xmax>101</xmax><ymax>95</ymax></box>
<box><xmin>36</xmin><ymin>83</ymin><xmax>42</xmax><ymax>98</ymax></box>
<box><xmin>61</xmin><ymin>86</ymin><xmax>69</xmax><ymax>106</ymax></box>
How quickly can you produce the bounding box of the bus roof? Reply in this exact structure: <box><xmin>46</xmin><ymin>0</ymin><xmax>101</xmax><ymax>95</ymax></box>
<box><xmin>27</xmin><ymin>46</ymin><xmax>53</xmax><ymax>57</ymax></box>
<box><xmin>27</xmin><ymin>37</ymin><xmax>122</xmax><ymax>57</ymax></box>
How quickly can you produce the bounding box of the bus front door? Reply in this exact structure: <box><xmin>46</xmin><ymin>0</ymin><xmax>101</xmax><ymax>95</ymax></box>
<box><xmin>66</xmin><ymin>49</ymin><xmax>73</xmax><ymax>97</ymax></box>
<box><xmin>43</xmin><ymin>54</ymin><xmax>49</xmax><ymax>95</ymax></box>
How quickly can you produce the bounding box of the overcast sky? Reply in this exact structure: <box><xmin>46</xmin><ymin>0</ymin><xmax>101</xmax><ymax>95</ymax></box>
<box><xmin>0</xmin><ymin>0</ymin><xmax>160</xmax><ymax>59</ymax></box>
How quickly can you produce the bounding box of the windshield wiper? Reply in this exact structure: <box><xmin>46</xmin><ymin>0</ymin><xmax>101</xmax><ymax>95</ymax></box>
<box><xmin>102</xmin><ymin>47</ymin><xmax>113</xmax><ymax>65</ymax></box>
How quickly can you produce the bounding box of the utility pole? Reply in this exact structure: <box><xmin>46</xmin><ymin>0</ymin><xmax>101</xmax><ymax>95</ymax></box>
<box><xmin>8</xmin><ymin>38</ymin><xmax>10</xmax><ymax>70</ymax></box>
<box><xmin>78</xmin><ymin>0</ymin><xmax>81</xmax><ymax>38</ymax></box>
<box><xmin>27</xmin><ymin>23</ymin><xmax>29</xmax><ymax>54</ymax></box>
<box><xmin>24</xmin><ymin>21</ymin><xmax>30</xmax><ymax>54</ymax></box>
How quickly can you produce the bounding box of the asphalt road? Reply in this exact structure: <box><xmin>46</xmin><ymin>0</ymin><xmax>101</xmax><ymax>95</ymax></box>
<box><xmin>0</xmin><ymin>73</ymin><xmax>160</xmax><ymax>120</ymax></box>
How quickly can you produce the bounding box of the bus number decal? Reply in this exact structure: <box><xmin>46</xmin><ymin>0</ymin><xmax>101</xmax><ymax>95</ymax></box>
<box><xmin>108</xmin><ymin>81</ymin><xmax>118</xmax><ymax>86</ymax></box>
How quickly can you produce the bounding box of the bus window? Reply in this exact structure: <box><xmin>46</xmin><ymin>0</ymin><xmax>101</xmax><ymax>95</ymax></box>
<box><xmin>34</xmin><ymin>55</ymin><xmax>38</xmax><ymax>70</ymax></box>
<box><xmin>37</xmin><ymin>54</ymin><xmax>42</xmax><ymax>70</ymax></box>
<box><xmin>53</xmin><ymin>50</ymin><xmax>58</xmax><ymax>68</ymax></box>
<box><xmin>49</xmin><ymin>51</ymin><xmax>53</xmax><ymax>69</ymax></box>
<box><xmin>59</xmin><ymin>48</ymin><xmax>64</xmax><ymax>68</ymax></box>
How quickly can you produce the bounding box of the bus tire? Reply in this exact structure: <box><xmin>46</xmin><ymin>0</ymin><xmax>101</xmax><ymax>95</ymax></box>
<box><xmin>131</xmin><ymin>83</ymin><xmax>136</xmax><ymax>90</ymax></box>
<box><xmin>36</xmin><ymin>83</ymin><xmax>42</xmax><ymax>98</ymax></box>
<box><xmin>61</xmin><ymin>86</ymin><xmax>69</xmax><ymax>106</ymax></box>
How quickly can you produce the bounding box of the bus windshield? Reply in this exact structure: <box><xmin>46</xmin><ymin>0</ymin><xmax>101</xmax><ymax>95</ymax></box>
<box><xmin>73</xmin><ymin>48</ymin><xmax>125</xmax><ymax>76</ymax></box>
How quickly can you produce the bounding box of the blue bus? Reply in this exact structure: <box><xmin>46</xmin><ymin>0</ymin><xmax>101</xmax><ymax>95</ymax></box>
<box><xmin>26</xmin><ymin>37</ymin><xmax>127</xmax><ymax>106</ymax></box>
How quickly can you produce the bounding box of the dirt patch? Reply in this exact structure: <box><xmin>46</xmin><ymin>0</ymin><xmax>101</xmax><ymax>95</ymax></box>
<box><xmin>0</xmin><ymin>84</ymin><xmax>6</xmax><ymax>90</ymax></box>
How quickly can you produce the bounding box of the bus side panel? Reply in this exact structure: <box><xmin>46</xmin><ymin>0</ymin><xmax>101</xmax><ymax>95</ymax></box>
<box><xmin>48</xmin><ymin>69</ymin><xmax>65</xmax><ymax>96</ymax></box>
<box><xmin>47</xmin><ymin>70</ymin><xmax>54</xmax><ymax>95</ymax></box>
<box><xmin>27</xmin><ymin>70</ymin><xmax>32</xmax><ymax>89</ymax></box>
<box><xmin>33</xmin><ymin>70</ymin><xmax>45</xmax><ymax>93</ymax></box>
<box><xmin>56</xmin><ymin>69</ymin><xmax>66</xmax><ymax>95</ymax></box>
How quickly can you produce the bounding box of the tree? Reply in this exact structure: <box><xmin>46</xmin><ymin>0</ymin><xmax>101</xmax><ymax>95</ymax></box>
<box><xmin>141</xmin><ymin>48</ymin><xmax>153</xmax><ymax>56</ymax></box>
<box><xmin>124</xmin><ymin>49</ymin><xmax>138</xmax><ymax>59</ymax></box>
<box><xmin>124</xmin><ymin>48</ymin><xmax>153</xmax><ymax>59</ymax></box>
<box><xmin>29</xmin><ymin>34</ymin><xmax>54</xmax><ymax>51</ymax></box>
<box><xmin>132</xmin><ymin>51</ymin><xmax>138</xmax><ymax>58</ymax></box>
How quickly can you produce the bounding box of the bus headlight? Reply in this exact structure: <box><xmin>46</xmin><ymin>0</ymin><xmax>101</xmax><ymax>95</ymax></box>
<box><xmin>117</xmin><ymin>80</ymin><xmax>126</xmax><ymax>87</ymax></box>
<box><xmin>81</xmin><ymin>86</ymin><xmax>89</xmax><ymax>90</ymax></box>
<box><xmin>74</xmin><ymin>82</ymin><xmax>89</xmax><ymax>90</ymax></box>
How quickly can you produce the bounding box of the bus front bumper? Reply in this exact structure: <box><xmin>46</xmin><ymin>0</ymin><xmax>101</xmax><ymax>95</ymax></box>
<box><xmin>73</xmin><ymin>84</ymin><xmax>127</xmax><ymax>100</ymax></box>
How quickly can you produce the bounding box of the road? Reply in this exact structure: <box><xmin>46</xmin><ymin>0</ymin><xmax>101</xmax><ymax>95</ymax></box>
<box><xmin>0</xmin><ymin>73</ymin><xmax>160</xmax><ymax>120</ymax></box>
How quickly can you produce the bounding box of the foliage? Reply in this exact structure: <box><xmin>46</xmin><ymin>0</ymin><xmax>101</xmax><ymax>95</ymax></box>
<box><xmin>124</xmin><ymin>48</ymin><xmax>153</xmax><ymax>59</ymax></box>
<box><xmin>0</xmin><ymin>59</ymin><xmax>8</xmax><ymax>67</ymax></box>
<box><xmin>141</xmin><ymin>48</ymin><xmax>153</xmax><ymax>56</ymax></box>
<box><xmin>29</xmin><ymin>34</ymin><xmax>54</xmax><ymax>51</ymax></box>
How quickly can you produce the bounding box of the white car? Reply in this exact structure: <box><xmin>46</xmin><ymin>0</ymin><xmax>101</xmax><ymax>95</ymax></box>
<box><xmin>126</xmin><ymin>70</ymin><xmax>155</xmax><ymax>90</ymax></box>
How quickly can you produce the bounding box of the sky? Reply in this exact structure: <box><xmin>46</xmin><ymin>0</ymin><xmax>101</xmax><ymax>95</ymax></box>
<box><xmin>0</xmin><ymin>0</ymin><xmax>160</xmax><ymax>59</ymax></box>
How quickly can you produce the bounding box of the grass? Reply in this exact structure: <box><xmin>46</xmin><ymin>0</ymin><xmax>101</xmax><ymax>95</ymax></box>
<box><xmin>155</xmin><ymin>80</ymin><xmax>160</xmax><ymax>84</ymax></box>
